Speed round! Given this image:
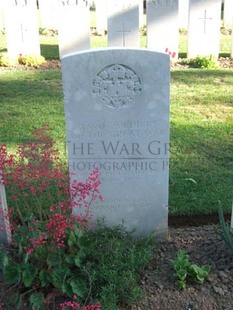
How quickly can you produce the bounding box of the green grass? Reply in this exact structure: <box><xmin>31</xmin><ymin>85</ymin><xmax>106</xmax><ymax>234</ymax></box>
<box><xmin>0</xmin><ymin>24</ymin><xmax>233</xmax><ymax>217</ymax></box>
<box><xmin>1</xmin><ymin>67</ymin><xmax>232</xmax><ymax>216</ymax></box>
<box><xmin>1</xmin><ymin>28</ymin><xmax>232</xmax><ymax>59</ymax></box>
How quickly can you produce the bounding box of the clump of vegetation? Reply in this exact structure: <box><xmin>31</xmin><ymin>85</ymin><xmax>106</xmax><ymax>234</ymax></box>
<box><xmin>140</xmin><ymin>25</ymin><xmax>147</xmax><ymax>36</ymax></box>
<box><xmin>0</xmin><ymin>52</ymin><xmax>18</xmax><ymax>66</ymax></box>
<box><xmin>215</xmin><ymin>204</ymin><xmax>233</xmax><ymax>254</ymax></box>
<box><xmin>192</xmin><ymin>55</ymin><xmax>219</xmax><ymax>69</ymax></box>
<box><xmin>172</xmin><ymin>250</ymin><xmax>210</xmax><ymax>289</ymax></box>
<box><xmin>0</xmin><ymin>126</ymin><xmax>155</xmax><ymax>309</ymax></box>
<box><xmin>18</xmin><ymin>54</ymin><xmax>46</xmax><ymax>67</ymax></box>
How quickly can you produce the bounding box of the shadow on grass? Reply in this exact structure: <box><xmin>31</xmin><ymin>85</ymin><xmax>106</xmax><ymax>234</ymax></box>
<box><xmin>40</xmin><ymin>44</ymin><xmax>59</xmax><ymax>60</ymax></box>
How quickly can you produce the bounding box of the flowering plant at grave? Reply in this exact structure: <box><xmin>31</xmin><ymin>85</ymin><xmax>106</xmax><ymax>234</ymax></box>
<box><xmin>0</xmin><ymin>125</ymin><xmax>102</xmax><ymax>309</ymax></box>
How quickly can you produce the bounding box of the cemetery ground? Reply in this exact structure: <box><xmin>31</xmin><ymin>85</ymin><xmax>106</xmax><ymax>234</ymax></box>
<box><xmin>0</xmin><ymin>33</ymin><xmax>233</xmax><ymax>309</ymax></box>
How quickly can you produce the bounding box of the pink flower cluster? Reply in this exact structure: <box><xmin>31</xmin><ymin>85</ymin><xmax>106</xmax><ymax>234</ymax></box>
<box><xmin>0</xmin><ymin>125</ymin><xmax>103</xmax><ymax>252</ymax></box>
<box><xmin>60</xmin><ymin>301</ymin><xmax>101</xmax><ymax>310</ymax></box>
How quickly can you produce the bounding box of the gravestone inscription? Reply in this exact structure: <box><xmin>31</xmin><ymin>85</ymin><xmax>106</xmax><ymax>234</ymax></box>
<box><xmin>147</xmin><ymin>0</ymin><xmax>179</xmax><ymax>60</ymax></box>
<box><xmin>188</xmin><ymin>0</ymin><xmax>221</xmax><ymax>57</ymax></box>
<box><xmin>62</xmin><ymin>48</ymin><xmax>170</xmax><ymax>238</ymax></box>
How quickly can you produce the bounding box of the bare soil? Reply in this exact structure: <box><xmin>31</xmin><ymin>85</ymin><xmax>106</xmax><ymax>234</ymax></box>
<box><xmin>130</xmin><ymin>224</ymin><xmax>233</xmax><ymax>310</ymax></box>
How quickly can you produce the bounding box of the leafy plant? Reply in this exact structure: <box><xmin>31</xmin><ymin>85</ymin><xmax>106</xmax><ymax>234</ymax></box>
<box><xmin>172</xmin><ymin>250</ymin><xmax>210</xmax><ymax>289</ymax></box>
<box><xmin>84</xmin><ymin>223</ymin><xmax>155</xmax><ymax>309</ymax></box>
<box><xmin>192</xmin><ymin>55</ymin><xmax>219</xmax><ymax>69</ymax></box>
<box><xmin>0</xmin><ymin>52</ymin><xmax>18</xmax><ymax>66</ymax></box>
<box><xmin>0</xmin><ymin>125</ymin><xmax>154</xmax><ymax>309</ymax></box>
<box><xmin>18</xmin><ymin>54</ymin><xmax>46</xmax><ymax>67</ymax></box>
<box><xmin>0</xmin><ymin>125</ymin><xmax>102</xmax><ymax>309</ymax></box>
<box><xmin>216</xmin><ymin>203</ymin><xmax>233</xmax><ymax>254</ymax></box>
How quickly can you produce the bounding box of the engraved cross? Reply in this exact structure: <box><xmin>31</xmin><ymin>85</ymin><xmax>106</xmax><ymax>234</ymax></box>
<box><xmin>199</xmin><ymin>10</ymin><xmax>212</xmax><ymax>34</ymax></box>
<box><xmin>20</xmin><ymin>23</ymin><xmax>28</xmax><ymax>43</ymax></box>
<box><xmin>116</xmin><ymin>22</ymin><xmax>131</xmax><ymax>47</ymax></box>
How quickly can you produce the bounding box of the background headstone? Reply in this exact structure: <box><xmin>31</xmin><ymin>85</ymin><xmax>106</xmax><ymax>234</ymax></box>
<box><xmin>107</xmin><ymin>0</ymin><xmax>140</xmax><ymax>47</ymax></box>
<box><xmin>62</xmin><ymin>48</ymin><xmax>170</xmax><ymax>238</ymax></box>
<box><xmin>188</xmin><ymin>0</ymin><xmax>222</xmax><ymax>58</ymax></box>
<box><xmin>38</xmin><ymin>0</ymin><xmax>58</xmax><ymax>30</ymax></box>
<box><xmin>0</xmin><ymin>173</ymin><xmax>12</xmax><ymax>245</ymax></box>
<box><xmin>58</xmin><ymin>0</ymin><xmax>90</xmax><ymax>58</ymax></box>
<box><xmin>4</xmin><ymin>0</ymin><xmax>40</xmax><ymax>58</ymax></box>
<box><xmin>95</xmin><ymin>0</ymin><xmax>107</xmax><ymax>35</ymax></box>
<box><xmin>179</xmin><ymin>0</ymin><xmax>189</xmax><ymax>29</ymax></box>
<box><xmin>139</xmin><ymin>0</ymin><xmax>145</xmax><ymax>29</ymax></box>
<box><xmin>0</xmin><ymin>3</ymin><xmax>4</xmax><ymax>31</ymax></box>
<box><xmin>223</xmin><ymin>0</ymin><xmax>233</xmax><ymax>27</ymax></box>
<box><xmin>147</xmin><ymin>0</ymin><xmax>179</xmax><ymax>60</ymax></box>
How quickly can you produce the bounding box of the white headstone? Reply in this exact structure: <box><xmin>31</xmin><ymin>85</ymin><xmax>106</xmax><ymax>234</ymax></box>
<box><xmin>107</xmin><ymin>0</ymin><xmax>140</xmax><ymax>47</ymax></box>
<box><xmin>223</xmin><ymin>0</ymin><xmax>233</xmax><ymax>27</ymax></box>
<box><xmin>188</xmin><ymin>0</ymin><xmax>222</xmax><ymax>58</ymax></box>
<box><xmin>0</xmin><ymin>173</ymin><xmax>12</xmax><ymax>245</ymax></box>
<box><xmin>0</xmin><ymin>5</ymin><xmax>4</xmax><ymax>30</ymax></box>
<box><xmin>38</xmin><ymin>0</ymin><xmax>58</xmax><ymax>30</ymax></box>
<box><xmin>4</xmin><ymin>0</ymin><xmax>40</xmax><ymax>58</ymax></box>
<box><xmin>139</xmin><ymin>0</ymin><xmax>144</xmax><ymax>28</ymax></box>
<box><xmin>62</xmin><ymin>48</ymin><xmax>170</xmax><ymax>238</ymax></box>
<box><xmin>179</xmin><ymin>0</ymin><xmax>189</xmax><ymax>29</ymax></box>
<box><xmin>58</xmin><ymin>0</ymin><xmax>90</xmax><ymax>58</ymax></box>
<box><xmin>147</xmin><ymin>0</ymin><xmax>179</xmax><ymax>60</ymax></box>
<box><xmin>95</xmin><ymin>0</ymin><xmax>107</xmax><ymax>35</ymax></box>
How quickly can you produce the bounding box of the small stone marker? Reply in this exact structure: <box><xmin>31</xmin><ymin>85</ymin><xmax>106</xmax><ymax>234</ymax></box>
<box><xmin>147</xmin><ymin>0</ymin><xmax>179</xmax><ymax>60</ymax></box>
<box><xmin>4</xmin><ymin>0</ymin><xmax>40</xmax><ymax>58</ymax></box>
<box><xmin>0</xmin><ymin>173</ymin><xmax>12</xmax><ymax>245</ymax></box>
<box><xmin>62</xmin><ymin>48</ymin><xmax>170</xmax><ymax>238</ymax></box>
<box><xmin>95</xmin><ymin>0</ymin><xmax>107</xmax><ymax>35</ymax></box>
<box><xmin>107</xmin><ymin>0</ymin><xmax>140</xmax><ymax>47</ymax></box>
<box><xmin>57</xmin><ymin>0</ymin><xmax>90</xmax><ymax>58</ymax></box>
<box><xmin>188</xmin><ymin>0</ymin><xmax>222</xmax><ymax>58</ymax></box>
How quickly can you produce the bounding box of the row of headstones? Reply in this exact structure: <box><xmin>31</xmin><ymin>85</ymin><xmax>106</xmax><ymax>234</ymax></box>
<box><xmin>1</xmin><ymin>0</ymin><xmax>233</xmax><ymax>60</ymax></box>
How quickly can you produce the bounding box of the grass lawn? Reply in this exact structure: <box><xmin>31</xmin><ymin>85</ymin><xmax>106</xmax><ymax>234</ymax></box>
<box><xmin>0</xmin><ymin>24</ymin><xmax>233</xmax><ymax>217</ymax></box>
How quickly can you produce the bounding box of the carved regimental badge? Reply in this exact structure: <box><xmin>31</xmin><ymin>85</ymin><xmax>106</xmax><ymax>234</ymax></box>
<box><xmin>92</xmin><ymin>64</ymin><xmax>142</xmax><ymax>109</ymax></box>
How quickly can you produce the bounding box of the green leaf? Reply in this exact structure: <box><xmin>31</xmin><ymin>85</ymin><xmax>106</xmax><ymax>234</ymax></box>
<box><xmin>74</xmin><ymin>255</ymin><xmax>82</xmax><ymax>267</ymax></box>
<box><xmin>49</xmin><ymin>266</ymin><xmax>70</xmax><ymax>289</ymax></box>
<box><xmin>39</xmin><ymin>269</ymin><xmax>49</xmax><ymax>287</ymax></box>
<box><xmin>29</xmin><ymin>292</ymin><xmax>44</xmax><ymax>309</ymax></box>
<box><xmin>62</xmin><ymin>282</ymin><xmax>73</xmax><ymax>297</ymax></box>
<box><xmin>68</xmin><ymin>231</ymin><xmax>76</xmax><ymax>247</ymax></box>
<box><xmin>65</xmin><ymin>254</ymin><xmax>75</xmax><ymax>265</ymax></box>
<box><xmin>0</xmin><ymin>249</ymin><xmax>9</xmax><ymax>269</ymax></box>
<box><xmin>177</xmin><ymin>269</ymin><xmax>187</xmax><ymax>281</ymax></box>
<box><xmin>47</xmin><ymin>252</ymin><xmax>61</xmax><ymax>266</ymax></box>
<box><xmin>177</xmin><ymin>279</ymin><xmax>186</xmax><ymax>289</ymax></box>
<box><xmin>4</xmin><ymin>262</ymin><xmax>21</xmax><ymax>285</ymax></box>
<box><xmin>70</xmin><ymin>278</ymin><xmax>87</xmax><ymax>298</ymax></box>
<box><xmin>22</xmin><ymin>263</ymin><xmax>38</xmax><ymax>287</ymax></box>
